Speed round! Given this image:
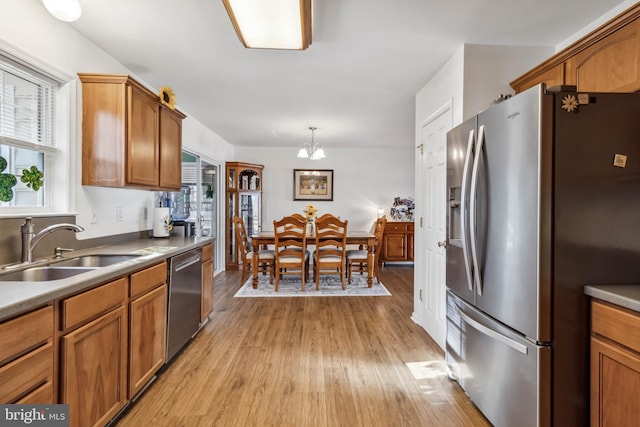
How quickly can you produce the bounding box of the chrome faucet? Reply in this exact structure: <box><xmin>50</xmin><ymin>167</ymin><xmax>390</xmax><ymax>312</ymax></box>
<box><xmin>21</xmin><ymin>217</ymin><xmax>85</xmax><ymax>263</ymax></box>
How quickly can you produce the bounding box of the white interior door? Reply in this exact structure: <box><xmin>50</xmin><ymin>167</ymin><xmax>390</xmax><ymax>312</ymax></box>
<box><xmin>417</xmin><ymin>103</ymin><xmax>451</xmax><ymax>350</ymax></box>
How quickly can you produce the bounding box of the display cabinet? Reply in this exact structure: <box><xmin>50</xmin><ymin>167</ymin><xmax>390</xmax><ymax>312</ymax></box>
<box><xmin>225</xmin><ymin>162</ymin><xmax>263</xmax><ymax>270</ymax></box>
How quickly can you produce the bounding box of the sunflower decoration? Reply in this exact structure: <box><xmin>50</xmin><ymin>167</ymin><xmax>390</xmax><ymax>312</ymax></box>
<box><xmin>159</xmin><ymin>86</ymin><xmax>176</xmax><ymax>110</ymax></box>
<box><xmin>303</xmin><ymin>204</ymin><xmax>317</xmax><ymax>220</ymax></box>
<box><xmin>561</xmin><ymin>95</ymin><xmax>579</xmax><ymax>113</ymax></box>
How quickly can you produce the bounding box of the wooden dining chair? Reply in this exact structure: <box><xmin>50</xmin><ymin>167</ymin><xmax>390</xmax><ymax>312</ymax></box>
<box><xmin>346</xmin><ymin>215</ymin><xmax>387</xmax><ymax>284</ymax></box>
<box><xmin>273</xmin><ymin>215</ymin><xmax>309</xmax><ymax>291</ymax></box>
<box><xmin>233</xmin><ymin>216</ymin><xmax>274</xmax><ymax>283</ymax></box>
<box><xmin>313</xmin><ymin>215</ymin><xmax>348</xmax><ymax>290</ymax></box>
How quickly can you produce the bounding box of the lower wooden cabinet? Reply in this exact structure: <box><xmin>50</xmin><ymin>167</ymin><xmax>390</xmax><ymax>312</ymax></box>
<box><xmin>60</xmin><ymin>278</ymin><xmax>128</xmax><ymax>427</ymax></box>
<box><xmin>0</xmin><ymin>305</ymin><xmax>54</xmax><ymax>403</ymax></box>
<box><xmin>590</xmin><ymin>300</ymin><xmax>640</xmax><ymax>427</ymax></box>
<box><xmin>128</xmin><ymin>262</ymin><xmax>168</xmax><ymax>399</ymax></box>
<box><xmin>381</xmin><ymin>221</ymin><xmax>414</xmax><ymax>263</ymax></box>
<box><xmin>201</xmin><ymin>243</ymin><xmax>214</xmax><ymax>323</ymax></box>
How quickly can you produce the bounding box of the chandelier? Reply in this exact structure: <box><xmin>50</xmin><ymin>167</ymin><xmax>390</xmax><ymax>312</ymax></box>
<box><xmin>297</xmin><ymin>126</ymin><xmax>325</xmax><ymax>160</ymax></box>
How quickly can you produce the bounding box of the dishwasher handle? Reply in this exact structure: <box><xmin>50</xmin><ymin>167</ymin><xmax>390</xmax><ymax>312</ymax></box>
<box><xmin>174</xmin><ymin>255</ymin><xmax>201</xmax><ymax>272</ymax></box>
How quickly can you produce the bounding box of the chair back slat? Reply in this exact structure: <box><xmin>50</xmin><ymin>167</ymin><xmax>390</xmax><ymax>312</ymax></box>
<box><xmin>314</xmin><ymin>215</ymin><xmax>348</xmax><ymax>290</ymax></box>
<box><xmin>273</xmin><ymin>215</ymin><xmax>309</xmax><ymax>290</ymax></box>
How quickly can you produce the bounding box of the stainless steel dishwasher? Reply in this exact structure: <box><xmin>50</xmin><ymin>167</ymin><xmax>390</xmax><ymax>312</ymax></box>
<box><xmin>167</xmin><ymin>247</ymin><xmax>202</xmax><ymax>362</ymax></box>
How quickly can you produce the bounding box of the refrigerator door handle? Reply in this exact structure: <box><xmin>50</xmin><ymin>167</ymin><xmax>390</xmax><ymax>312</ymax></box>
<box><xmin>469</xmin><ymin>125</ymin><xmax>484</xmax><ymax>296</ymax></box>
<box><xmin>455</xmin><ymin>306</ymin><xmax>529</xmax><ymax>355</ymax></box>
<box><xmin>460</xmin><ymin>129</ymin><xmax>475</xmax><ymax>292</ymax></box>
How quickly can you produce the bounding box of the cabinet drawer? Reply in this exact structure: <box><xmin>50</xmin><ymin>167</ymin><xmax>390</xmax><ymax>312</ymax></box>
<box><xmin>130</xmin><ymin>262</ymin><xmax>167</xmax><ymax>298</ymax></box>
<box><xmin>62</xmin><ymin>278</ymin><xmax>128</xmax><ymax>331</ymax></box>
<box><xmin>0</xmin><ymin>342</ymin><xmax>53</xmax><ymax>403</ymax></box>
<box><xmin>0</xmin><ymin>305</ymin><xmax>52</xmax><ymax>365</ymax></box>
<box><xmin>385</xmin><ymin>222</ymin><xmax>413</xmax><ymax>232</ymax></box>
<box><xmin>15</xmin><ymin>381</ymin><xmax>54</xmax><ymax>404</ymax></box>
<box><xmin>592</xmin><ymin>300</ymin><xmax>640</xmax><ymax>353</ymax></box>
<box><xmin>202</xmin><ymin>243</ymin><xmax>213</xmax><ymax>261</ymax></box>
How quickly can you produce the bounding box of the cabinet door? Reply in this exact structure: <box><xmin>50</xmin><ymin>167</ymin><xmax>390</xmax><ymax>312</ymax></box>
<box><xmin>127</xmin><ymin>86</ymin><xmax>159</xmax><ymax>187</ymax></box>
<box><xmin>566</xmin><ymin>18</ymin><xmax>640</xmax><ymax>92</ymax></box>
<box><xmin>201</xmin><ymin>258</ymin><xmax>214</xmax><ymax>323</ymax></box>
<box><xmin>384</xmin><ymin>233</ymin><xmax>407</xmax><ymax>261</ymax></box>
<box><xmin>159</xmin><ymin>107</ymin><xmax>183</xmax><ymax>190</ymax></box>
<box><xmin>61</xmin><ymin>306</ymin><xmax>127</xmax><ymax>427</ymax></box>
<box><xmin>129</xmin><ymin>284</ymin><xmax>167</xmax><ymax>398</ymax></box>
<box><xmin>591</xmin><ymin>336</ymin><xmax>640</xmax><ymax>427</ymax></box>
<box><xmin>80</xmin><ymin>81</ymin><xmax>126</xmax><ymax>187</ymax></box>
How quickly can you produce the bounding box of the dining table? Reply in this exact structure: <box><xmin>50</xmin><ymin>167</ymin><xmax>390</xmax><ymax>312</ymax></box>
<box><xmin>249</xmin><ymin>230</ymin><xmax>377</xmax><ymax>289</ymax></box>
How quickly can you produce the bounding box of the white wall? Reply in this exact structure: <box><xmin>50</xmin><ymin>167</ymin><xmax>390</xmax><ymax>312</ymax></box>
<box><xmin>0</xmin><ymin>0</ymin><xmax>234</xmax><ymax>239</ymax></box>
<box><xmin>234</xmin><ymin>146</ymin><xmax>414</xmax><ymax>232</ymax></box>
<box><xmin>556</xmin><ymin>0</ymin><xmax>639</xmax><ymax>51</ymax></box>
<box><xmin>462</xmin><ymin>45</ymin><xmax>553</xmax><ymax>119</ymax></box>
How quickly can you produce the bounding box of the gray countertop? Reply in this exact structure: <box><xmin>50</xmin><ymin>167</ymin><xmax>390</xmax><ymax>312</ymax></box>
<box><xmin>0</xmin><ymin>235</ymin><xmax>214</xmax><ymax>322</ymax></box>
<box><xmin>584</xmin><ymin>284</ymin><xmax>640</xmax><ymax>313</ymax></box>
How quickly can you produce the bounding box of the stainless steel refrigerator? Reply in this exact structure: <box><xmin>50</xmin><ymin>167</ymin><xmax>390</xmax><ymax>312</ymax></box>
<box><xmin>445</xmin><ymin>84</ymin><xmax>640</xmax><ymax>427</ymax></box>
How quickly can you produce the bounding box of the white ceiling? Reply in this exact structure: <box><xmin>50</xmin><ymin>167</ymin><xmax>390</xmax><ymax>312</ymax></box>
<box><xmin>66</xmin><ymin>0</ymin><xmax>627</xmax><ymax>150</ymax></box>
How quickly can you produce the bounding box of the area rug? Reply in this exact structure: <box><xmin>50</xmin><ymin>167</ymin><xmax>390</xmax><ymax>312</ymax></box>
<box><xmin>234</xmin><ymin>273</ymin><xmax>391</xmax><ymax>298</ymax></box>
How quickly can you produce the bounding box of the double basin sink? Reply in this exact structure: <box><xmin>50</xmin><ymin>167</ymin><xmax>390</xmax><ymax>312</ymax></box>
<box><xmin>0</xmin><ymin>254</ymin><xmax>143</xmax><ymax>282</ymax></box>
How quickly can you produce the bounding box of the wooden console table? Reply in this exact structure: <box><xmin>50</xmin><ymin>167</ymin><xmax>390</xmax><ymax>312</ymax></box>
<box><xmin>381</xmin><ymin>221</ymin><xmax>414</xmax><ymax>264</ymax></box>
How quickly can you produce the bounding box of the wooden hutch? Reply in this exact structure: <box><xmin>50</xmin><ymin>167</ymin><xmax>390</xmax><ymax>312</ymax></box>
<box><xmin>225</xmin><ymin>162</ymin><xmax>263</xmax><ymax>270</ymax></box>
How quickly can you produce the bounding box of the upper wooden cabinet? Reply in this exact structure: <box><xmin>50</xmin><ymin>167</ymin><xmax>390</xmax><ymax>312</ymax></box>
<box><xmin>511</xmin><ymin>3</ymin><xmax>640</xmax><ymax>94</ymax></box>
<box><xmin>78</xmin><ymin>73</ymin><xmax>186</xmax><ymax>191</ymax></box>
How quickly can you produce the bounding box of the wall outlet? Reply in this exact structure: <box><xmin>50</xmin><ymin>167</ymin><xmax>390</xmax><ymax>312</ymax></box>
<box><xmin>90</xmin><ymin>208</ymin><xmax>97</xmax><ymax>224</ymax></box>
<box><xmin>116</xmin><ymin>207</ymin><xmax>123</xmax><ymax>222</ymax></box>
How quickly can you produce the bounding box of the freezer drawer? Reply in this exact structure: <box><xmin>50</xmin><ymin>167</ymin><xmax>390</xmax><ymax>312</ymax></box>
<box><xmin>446</xmin><ymin>291</ymin><xmax>551</xmax><ymax>427</ymax></box>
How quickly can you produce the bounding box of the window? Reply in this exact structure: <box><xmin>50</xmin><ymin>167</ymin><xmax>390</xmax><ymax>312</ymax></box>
<box><xmin>0</xmin><ymin>54</ymin><xmax>58</xmax><ymax>208</ymax></box>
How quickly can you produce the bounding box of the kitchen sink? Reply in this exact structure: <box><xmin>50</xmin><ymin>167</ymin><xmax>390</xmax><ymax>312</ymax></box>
<box><xmin>0</xmin><ymin>266</ymin><xmax>97</xmax><ymax>282</ymax></box>
<box><xmin>53</xmin><ymin>254</ymin><xmax>143</xmax><ymax>268</ymax></box>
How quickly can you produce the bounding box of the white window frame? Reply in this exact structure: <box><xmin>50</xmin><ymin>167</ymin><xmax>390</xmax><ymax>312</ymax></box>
<box><xmin>0</xmin><ymin>40</ymin><xmax>76</xmax><ymax>217</ymax></box>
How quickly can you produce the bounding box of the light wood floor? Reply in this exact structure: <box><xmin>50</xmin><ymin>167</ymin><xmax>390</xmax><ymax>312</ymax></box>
<box><xmin>116</xmin><ymin>266</ymin><xmax>490</xmax><ymax>427</ymax></box>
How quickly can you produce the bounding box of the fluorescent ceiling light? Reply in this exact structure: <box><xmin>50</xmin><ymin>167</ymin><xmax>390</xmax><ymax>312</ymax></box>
<box><xmin>43</xmin><ymin>0</ymin><xmax>82</xmax><ymax>22</ymax></box>
<box><xmin>222</xmin><ymin>0</ymin><xmax>312</xmax><ymax>50</ymax></box>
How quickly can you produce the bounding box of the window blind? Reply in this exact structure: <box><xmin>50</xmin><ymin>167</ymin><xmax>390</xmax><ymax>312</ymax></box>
<box><xmin>0</xmin><ymin>56</ymin><xmax>56</xmax><ymax>148</ymax></box>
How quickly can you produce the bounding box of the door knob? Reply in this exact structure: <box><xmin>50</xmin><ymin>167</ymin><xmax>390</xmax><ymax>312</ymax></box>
<box><xmin>437</xmin><ymin>240</ymin><xmax>447</xmax><ymax>248</ymax></box>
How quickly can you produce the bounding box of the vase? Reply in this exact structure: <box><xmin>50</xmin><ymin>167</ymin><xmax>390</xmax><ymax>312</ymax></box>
<box><xmin>306</xmin><ymin>218</ymin><xmax>314</xmax><ymax>236</ymax></box>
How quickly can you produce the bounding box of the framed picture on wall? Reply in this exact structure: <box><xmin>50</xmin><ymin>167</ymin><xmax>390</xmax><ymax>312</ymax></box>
<box><xmin>293</xmin><ymin>169</ymin><xmax>334</xmax><ymax>201</ymax></box>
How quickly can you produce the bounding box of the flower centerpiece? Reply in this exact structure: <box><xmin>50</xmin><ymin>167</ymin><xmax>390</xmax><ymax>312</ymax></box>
<box><xmin>303</xmin><ymin>204</ymin><xmax>317</xmax><ymax>235</ymax></box>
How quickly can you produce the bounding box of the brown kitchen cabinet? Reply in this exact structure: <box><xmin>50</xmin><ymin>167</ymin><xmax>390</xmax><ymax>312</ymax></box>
<box><xmin>511</xmin><ymin>3</ymin><xmax>640</xmax><ymax>94</ymax></box>
<box><xmin>590</xmin><ymin>300</ymin><xmax>640</xmax><ymax>427</ymax></box>
<box><xmin>78</xmin><ymin>73</ymin><xmax>186</xmax><ymax>191</ymax></box>
<box><xmin>128</xmin><ymin>262</ymin><xmax>167</xmax><ymax>399</ymax></box>
<box><xmin>225</xmin><ymin>162</ymin><xmax>263</xmax><ymax>270</ymax></box>
<box><xmin>201</xmin><ymin>243</ymin><xmax>214</xmax><ymax>323</ymax></box>
<box><xmin>381</xmin><ymin>221</ymin><xmax>414</xmax><ymax>264</ymax></box>
<box><xmin>0</xmin><ymin>305</ymin><xmax>54</xmax><ymax>404</ymax></box>
<box><xmin>60</xmin><ymin>278</ymin><xmax>128</xmax><ymax>427</ymax></box>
